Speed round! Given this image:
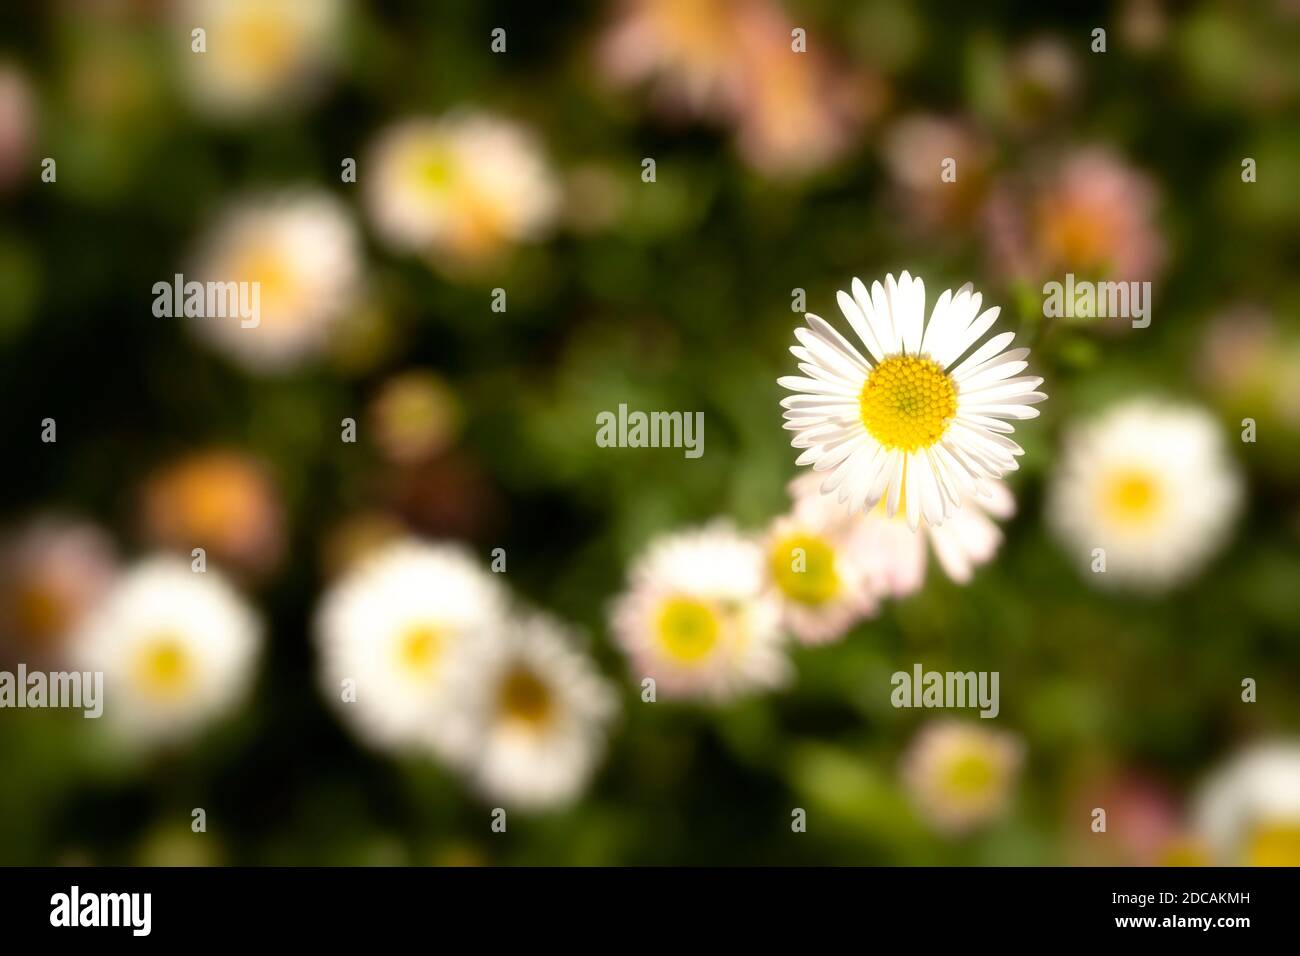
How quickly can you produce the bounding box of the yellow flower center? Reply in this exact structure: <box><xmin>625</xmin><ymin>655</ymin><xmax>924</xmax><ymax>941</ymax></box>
<box><xmin>230</xmin><ymin>244</ymin><xmax>298</xmax><ymax>324</ymax></box>
<box><xmin>1101</xmin><ymin>469</ymin><xmax>1161</xmax><ymax>526</ymax></box>
<box><xmin>769</xmin><ymin>532</ymin><xmax>840</xmax><ymax>606</ymax></box>
<box><xmin>942</xmin><ymin>752</ymin><xmax>995</xmax><ymax>800</ymax></box>
<box><xmin>655</xmin><ymin>596</ymin><xmax>720</xmax><ymax>664</ymax></box>
<box><xmin>859</xmin><ymin>355</ymin><xmax>958</xmax><ymax>452</ymax></box>
<box><xmin>1156</xmin><ymin>839</ymin><xmax>1210</xmax><ymax>867</ymax></box>
<box><xmin>498</xmin><ymin>666</ymin><xmax>554</xmax><ymax>729</ymax></box>
<box><xmin>230</xmin><ymin>12</ymin><xmax>296</xmax><ymax>77</ymax></box>
<box><xmin>1246</xmin><ymin>822</ymin><xmax>1300</xmax><ymax>867</ymax></box>
<box><xmin>1037</xmin><ymin>200</ymin><xmax>1113</xmax><ymax>272</ymax></box>
<box><xmin>413</xmin><ymin>147</ymin><xmax>456</xmax><ymax>191</ymax></box>
<box><xmin>135</xmin><ymin>635</ymin><xmax>193</xmax><ymax>700</ymax></box>
<box><xmin>396</xmin><ymin>623</ymin><xmax>442</xmax><ymax>676</ymax></box>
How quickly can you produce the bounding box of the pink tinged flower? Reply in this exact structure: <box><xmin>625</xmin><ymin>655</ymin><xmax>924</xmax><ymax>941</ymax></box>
<box><xmin>901</xmin><ymin>720</ymin><xmax>1025</xmax><ymax>834</ymax></box>
<box><xmin>0</xmin><ymin>517</ymin><xmax>118</xmax><ymax>663</ymax></box>
<box><xmin>984</xmin><ymin>147</ymin><xmax>1166</xmax><ymax>286</ymax></box>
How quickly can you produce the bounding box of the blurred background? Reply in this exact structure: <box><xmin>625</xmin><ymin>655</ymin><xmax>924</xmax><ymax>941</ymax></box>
<box><xmin>1</xmin><ymin>0</ymin><xmax>1298</xmax><ymax>865</ymax></box>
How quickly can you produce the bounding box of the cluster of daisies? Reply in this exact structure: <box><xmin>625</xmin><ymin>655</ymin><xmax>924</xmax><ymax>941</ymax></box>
<box><xmin>182</xmin><ymin>107</ymin><xmax>561</xmax><ymax>375</ymax></box>
<box><xmin>4</xmin><ymin>269</ymin><xmax>1252</xmax><ymax>833</ymax></box>
<box><xmin>43</xmin><ymin>539</ymin><xmax>616</xmax><ymax>811</ymax></box>
<box><xmin>317</xmin><ymin>541</ymin><xmax>617</xmax><ymax>810</ymax></box>
<box><xmin>605</xmin><ymin>270</ymin><xmax>1243</xmax><ymax>834</ymax></box>
<box><xmin>613</xmin><ymin>271</ymin><xmax>1047</xmax><ymax>716</ymax></box>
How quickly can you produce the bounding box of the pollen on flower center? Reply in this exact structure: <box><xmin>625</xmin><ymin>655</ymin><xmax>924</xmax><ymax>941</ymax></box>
<box><xmin>942</xmin><ymin>752</ymin><xmax>995</xmax><ymax>799</ymax></box>
<box><xmin>397</xmin><ymin>623</ymin><xmax>442</xmax><ymax>675</ymax></box>
<box><xmin>655</xmin><ymin>596</ymin><xmax>720</xmax><ymax>664</ymax></box>
<box><xmin>135</xmin><ymin>634</ymin><xmax>192</xmax><ymax>699</ymax></box>
<box><xmin>859</xmin><ymin>355</ymin><xmax>958</xmax><ymax>452</ymax></box>
<box><xmin>1102</xmin><ymin>470</ymin><xmax>1161</xmax><ymax>525</ymax></box>
<box><xmin>1246</xmin><ymin>822</ymin><xmax>1300</xmax><ymax>867</ymax></box>
<box><xmin>498</xmin><ymin>665</ymin><xmax>554</xmax><ymax>729</ymax></box>
<box><xmin>769</xmin><ymin>533</ymin><xmax>840</xmax><ymax>606</ymax></box>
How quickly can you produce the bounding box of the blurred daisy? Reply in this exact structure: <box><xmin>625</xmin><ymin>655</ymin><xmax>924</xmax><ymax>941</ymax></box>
<box><xmin>882</xmin><ymin>114</ymin><xmax>993</xmax><ymax>233</ymax></box>
<box><xmin>597</xmin><ymin>0</ymin><xmax>749</xmax><ymax>120</ymax></box>
<box><xmin>188</xmin><ymin>192</ymin><xmax>361</xmax><ymax>372</ymax></box>
<box><xmin>1194</xmin><ymin>742</ymin><xmax>1300</xmax><ymax>866</ymax></box>
<box><xmin>611</xmin><ymin>523</ymin><xmax>789</xmax><ymax>700</ymax></box>
<box><xmin>0</xmin><ymin>516</ymin><xmax>117</xmax><ymax>665</ymax></box>
<box><xmin>780</xmin><ymin>272</ymin><xmax>1046</xmax><ymax>529</ymax></box>
<box><xmin>762</xmin><ymin>496</ymin><xmax>880</xmax><ymax>645</ymax></box>
<box><xmin>364</xmin><ymin>113</ymin><xmax>559</xmax><ymax>270</ymax></box>
<box><xmin>70</xmin><ymin>557</ymin><xmax>261</xmax><ymax>746</ymax></box>
<box><xmin>139</xmin><ymin>450</ymin><xmax>285</xmax><ymax>577</ymax></box>
<box><xmin>368</xmin><ymin>371</ymin><xmax>462</xmax><ymax>465</ymax></box>
<box><xmin>598</xmin><ymin>0</ymin><xmax>871</xmax><ymax>178</ymax></box>
<box><xmin>1047</xmin><ymin>398</ymin><xmax>1241</xmax><ymax>590</ymax></box>
<box><xmin>177</xmin><ymin>0</ymin><xmax>343</xmax><ymax>118</ymax></box>
<box><xmin>315</xmin><ymin>539</ymin><xmax>508</xmax><ymax>755</ymax></box>
<box><xmin>902</xmin><ymin>720</ymin><xmax>1024</xmax><ymax>833</ymax></box>
<box><xmin>442</xmin><ymin>615</ymin><xmax>618</xmax><ymax>810</ymax></box>
<box><xmin>1070</xmin><ymin>771</ymin><xmax>1206</xmax><ymax>867</ymax></box>
<box><xmin>985</xmin><ymin>147</ymin><xmax>1164</xmax><ymax>287</ymax></box>
<box><xmin>831</xmin><ymin>478</ymin><xmax>1016</xmax><ymax>594</ymax></box>
<box><xmin>726</xmin><ymin>3</ymin><xmax>868</xmax><ymax>178</ymax></box>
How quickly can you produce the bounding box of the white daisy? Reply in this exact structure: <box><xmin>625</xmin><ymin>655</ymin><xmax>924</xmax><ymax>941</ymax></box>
<box><xmin>188</xmin><ymin>192</ymin><xmax>362</xmax><ymax>372</ymax></box>
<box><xmin>315</xmin><ymin>539</ymin><xmax>508</xmax><ymax>756</ymax></box>
<box><xmin>762</xmin><ymin>500</ymin><xmax>880</xmax><ymax>645</ymax></box>
<box><xmin>177</xmin><ymin>0</ymin><xmax>344</xmax><ymax>118</ymax></box>
<box><xmin>790</xmin><ymin>472</ymin><xmax>1015</xmax><ymax>596</ymax></box>
<box><xmin>69</xmin><ymin>557</ymin><xmax>261</xmax><ymax>746</ymax></box>
<box><xmin>611</xmin><ymin>523</ymin><xmax>789</xmax><ymax>700</ymax></box>
<box><xmin>780</xmin><ymin>271</ymin><xmax>1047</xmax><ymax>529</ymax></box>
<box><xmin>364</xmin><ymin>112</ymin><xmax>560</xmax><ymax>268</ymax></box>
<box><xmin>901</xmin><ymin>720</ymin><xmax>1024</xmax><ymax>833</ymax></box>
<box><xmin>1193</xmin><ymin>742</ymin><xmax>1300</xmax><ymax>866</ymax></box>
<box><xmin>441</xmin><ymin>614</ymin><xmax>618</xmax><ymax>811</ymax></box>
<box><xmin>1047</xmin><ymin>398</ymin><xmax>1242</xmax><ymax>590</ymax></box>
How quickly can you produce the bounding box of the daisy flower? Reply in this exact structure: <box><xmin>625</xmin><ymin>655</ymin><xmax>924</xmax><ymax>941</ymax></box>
<box><xmin>363</xmin><ymin>112</ymin><xmax>559</xmax><ymax>270</ymax></box>
<box><xmin>188</xmin><ymin>192</ymin><xmax>362</xmax><ymax>372</ymax></box>
<box><xmin>901</xmin><ymin>720</ymin><xmax>1024</xmax><ymax>833</ymax></box>
<box><xmin>441</xmin><ymin>614</ymin><xmax>618</xmax><ymax>810</ymax></box>
<box><xmin>1047</xmin><ymin>398</ymin><xmax>1242</xmax><ymax>591</ymax></box>
<box><xmin>315</xmin><ymin>539</ymin><xmax>508</xmax><ymax>756</ymax></box>
<box><xmin>610</xmin><ymin>523</ymin><xmax>789</xmax><ymax>700</ymax></box>
<box><xmin>0</xmin><ymin>516</ymin><xmax>117</xmax><ymax>666</ymax></box>
<box><xmin>598</xmin><ymin>0</ymin><xmax>872</xmax><ymax>179</ymax></box>
<box><xmin>597</xmin><ymin>0</ymin><xmax>749</xmax><ymax>120</ymax></box>
<box><xmin>177</xmin><ymin>0</ymin><xmax>344</xmax><ymax>119</ymax></box>
<box><xmin>1194</xmin><ymin>742</ymin><xmax>1300</xmax><ymax>866</ymax></box>
<box><xmin>139</xmin><ymin>450</ymin><xmax>285</xmax><ymax>578</ymax></box>
<box><xmin>984</xmin><ymin>147</ymin><xmax>1164</xmax><ymax>287</ymax></box>
<box><xmin>780</xmin><ymin>272</ymin><xmax>1046</xmax><ymax>529</ymax></box>
<box><xmin>70</xmin><ymin>557</ymin><xmax>261</xmax><ymax>746</ymax></box>
<box><xmin>790</xmin><ymin>472</ymin><xmax>1015</xmax><ymax>595</ymax></box>
<box><xmin>762</xmin><ymin>496</ymin><xmax>880</xmax><ymax>645</ymax></box>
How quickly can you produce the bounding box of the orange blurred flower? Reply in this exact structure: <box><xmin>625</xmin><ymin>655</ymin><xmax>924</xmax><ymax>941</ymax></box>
<box><xmin>984</xmin><ymin>147</ymin><xmax>1166</xmax><ymax>287</ymax></box>
<box><xmin>139</xmin><ymin>450</ymin><xmax>285</xmax><ymax>576</ymax></box>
